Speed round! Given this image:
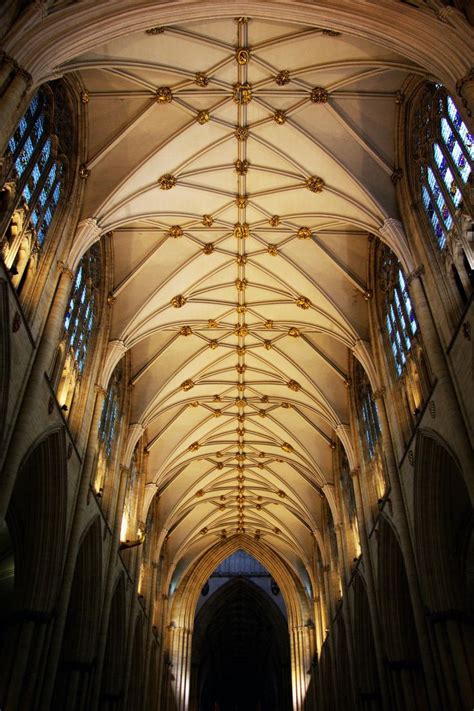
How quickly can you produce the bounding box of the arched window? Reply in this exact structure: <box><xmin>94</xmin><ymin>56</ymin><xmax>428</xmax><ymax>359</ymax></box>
<box><xmin>54</xmin><ymin>244</ymin><xmax>101</xmax><ymax>414</ymax></box>
<box><xmin>94</xmin><ymin>360</ymin><xmax>124</xmax><ymax>499</ymax></box>
<box><xmin>354</xmin><ymin>361</ymin><xmax>381</xmax><ymax>462</ymax></box>
<box><xmin>410</xmin><ymin>84</ymin><xmax>472</xmax><ymax>304</ymax></box>
<box><xmin>1</xmin><ymin>84</ymin><xmax>71</xmax><ymax>292</ymax></box>
<box><xmin>376</xmin><ymin>242</ymin><xmax>430</xmax><ymax>442</ymax></box>
<box><xmin>339</xmin><ymin>446</ymin><xmax>360</xmax><ymax>557</ymax></box>
<box><xmin>121</xmin><ymin>442</ymin><xmax>145</xmax><ymax>544</ymax></box>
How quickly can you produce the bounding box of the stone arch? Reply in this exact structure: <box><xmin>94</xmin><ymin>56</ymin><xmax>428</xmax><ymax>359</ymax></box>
<box><xmin>334</xmin><ymin>615</ymin><xmax>353</xmax><ymax>709</ymax></box>
<box><xmin>377</xmin><ymin>515</ymin><xmax>429</xmax><ymax>710</ymax></box>
<box><xmin>414</xmin><ymin>429</ymin><xmax>474</xmax><ymax>708</ymax></box>
<box><xmin>0</xmin><ymin>427</ymin><xmax>68</xmax><ymax>709</ymax></box>
<box><xmin>190</xmin><ymin>575</ymin><xmax>292</xmax><ymax>711</ymax></box>
<box><xmin>99</xmin><ymin>574</ymin><xmax>127</xmax><ymax>710</ymax></box>
<box><xmin>351</xmin><ymin>572</ymin><xmax>381</xmax><ymax>710</ymax></box>
<box><xmin>52</xmin><ymin>515</ymin><xmax>103</xmax><ymax>710</ymax></box>
<box><xmin>167</xmin><ymin>536</ymin><xmax>314</xmax><ymax>711</ymax></box>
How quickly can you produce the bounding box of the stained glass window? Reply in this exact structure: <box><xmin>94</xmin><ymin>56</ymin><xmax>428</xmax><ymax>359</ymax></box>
<box><xmin>99</xmin><ymin>362</ymin><xmax>123</xmax><ymax>462</ymax></box>
<box><xmin>354</xmin><ymin>361</ymin><xmax>381</xmax><ymax>461</ymax></box>
<box><xmin>415</xmin><ymin>87</ymin><xmax>472</xmax><ymax>250</ymax></box>
<box><xmin>2</xmin><ymin>85</ymin><xmax>69</xmax><ymax>289</ymax></box>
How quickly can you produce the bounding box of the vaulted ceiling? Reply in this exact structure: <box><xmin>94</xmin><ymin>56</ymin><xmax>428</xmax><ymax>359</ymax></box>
<box><xmin>64</xmin><ymin>16</ymin><xmax>421</xmax><ymax>590</ymax></box>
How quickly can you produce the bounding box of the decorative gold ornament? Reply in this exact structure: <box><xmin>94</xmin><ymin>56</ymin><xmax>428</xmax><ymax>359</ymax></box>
<box><xmin>259</xmin><ymin>452</ymin><xmax>265</xmax><ymax>458</ymax></box>
<box><xmin>296</xmin><ymin>295</ymin><xmax>311</xmax><ymax>309</ymax></box>
<box><xmin>288</xmin><ymin>327</ymin><xmax>300</xmax><ymax>337</ymax></box>
<box><xmin>179</xmin><ymin>326</ymin><xmax>192</xmax><ymax>336</ymax></box>
<box><xmin>219</xmin><ymin>504</ymin><xmax>225</xmax><ymax>510</ymax></box>
<box><xmin>202</xmin><ymin>214</ymin><xmax>213</xmax><ymax>227</ymax></box>
<box><xmin>188</xmin><ymin>441</ymin><xmax>200</xmax><ymax>451</ymax></box>
<box><xmin>297</xmin><ymin>226</ymin><xmax>312</xmax><ymax>240</ymax></box>
<box><xmin>171</xmin><ymin>295</ymin><xmax>186</xmax><ymax>308</ymax></box>
<box><xmin>216</xmin><ymin>451</ymin><xmax>223</xmax><ymax>458</ymax></box>
<box><xmin>208</xmin><ymin>319</ymin><xmax>219</xmax><ymax>328</ymax></box>
<box><xmin>235</xmin><ymin>159</ymin><xmax>249</xmax><ymax>175</ymax></box>
<box><xmin>237</xmin><ymin>306</ymin><xmax>246</xmax><ymax>314</ymax></box>
<box><xmin>213</xmin><ymin>409</ymin><xmax>222</xmax><ymax>417</ymax></box>
<box><xmin>281</xmin><ymin>442</ymin><xmax>294</xmax><ymax>453</ymax></box>
<box><xmin>287</xmin><ymin>380</ymin><xmax>300</xmax><ymax>391</ymax></box>
<box><xmin>196</xmin><ymin>110</ymin><xmax>210</xmax><ymax>125</ymax></box>
<box><xmin>236</xmin><ymin>195</ymin><xmax>248</xmax><ymax>208</ymax></box>
<box><xmin>200</xmin><ymin>528</ymin><xmax>208</xmax><ymax>535</ymax></box>
<box><xmin>217</xmin><ymin>462</ymin><xmax>224</xmax><ymax>469</ymax></box>
<box><xmin>221</xmin><ymin>530</ymin><xmax>227</xmax><ymax>539</ymax></box>
<box><xmin>281</xmin><ymin>401</ymin><xmax>291</xmax><ymax>408</ymax></box>
<box><xmin>209</xmin><ymin>340</ymin><xmax>218</xmax><ymax>349</ymax></box>
<box><xmin>235</xmin><ymin>278</ymin><xmax>247</xmax><ymax>291</ymax></box>
<box><xmin>306</xmin><ymin>176</ymin><xmax>325</xmax><ymax>193</ymax></box>
<box><xmin>235</xmin><ymin>126</ymin><xmax>249</xmax><ymax>141</ymax></box>
<box><xmin>261</xmin><ymin>395</ymin><xmax>269</xmax><ymax>403</ymax></box>
<box><xmin>278</xmin><ymin>490</ymin><xmax>286</xmax><ymax>498</ymax></box>
<box><xmin>195</xmin><ymin>489</ymin><xmax>204</xmax><ymax>497</ymax></box>
<box><xmin>213</xmin><ymin>394</ymin><xmax>221</xmax><ymax>401</ymax></box>
<box><xmin>237</xmin><ymin>453</ymin><xmax>246</xmax><ymax>461</ymax></box>
<box><xmin>235</xmin><ymin>397</ymin><xmax>247</xmax><ymax>407</ymax></box>
<box><xmin>257</xmin><ymin>464</ymin><xmax>264</xmax><ymax>470</ymax></box>
<box><xmin>276</xmin><ymin>70</ymin><xmax>290</xmax><ymax>85</ymax></box>
<box><xmin>234</xmin><ymin>223</ymin><xmax>249</xmax><ymax>239</ymax></box>
<box><xmin>264</xmin><ymin>320</ymin><xmax>273</xmax><ymax>329</ymax></box>
<box><xmin>237</xmin><ymin>427</ymin><xmax>245</xmax><ymax>436</ymax></box>
<box><xmin>236</xmin><ymin>48</ymin><xmax>250</xmax><ymax>64</ymax></box>
<box><xmin>181</xmin><ymin>379</ymin><xmax>194</xmax><ymax>391</ymax></box>
<box><xmin>322</xmin><ymin>28</ymin><xmax>340</xmax><ymax>36</ymax></box>
<box><xmin>159</xmin><ymin>174</ymin><xmax>177</xmax><ymax>190</ymax></box>
<box><xmin>146</xmin><ymin>26</ymin><xmax>165</xmax><ymax>34</ymax></box>
<box><xmin>233</xmin><ymin>82</ymin><xmax>252</xmax><ymax>104</ymax></box>
<box><xmin>237</xmin><ymin>346</ymin><xmax>246</xmax><ymax>356</ymax></box>
<box><xmin>237</xmin><ymin>383</ymin><xmax>245</xmax><ymax>391</ymax></box>
<box><xmin>168</xmin><ymin>225</ymin><xmax>183</xmax><ymax>238</ymax></box>
<box><xmin>259</xmin><ymin>409</ymin><xmax>267</xmax><ymax>417</ymax></box>
<box><xmin>195</xmin><ymin>72</ymin><xmax>209</xmax><ymax>87</ymax></box>
<box><xmin>267</xmin><ymin>244</ymin><xmax>278</xmax><ymax>256</ymax></box>
<box><xmin>190</xmin><ymin>401</ymin><xmax>199</xmax><ymax>407</ymax></box>
<box><xmin>363</xmin><ymin>289</ymin><xmax>373</xmax><ymax>301</ymax></box>
<box><xmin>235</xmin><ymin>324</ymin><xmax>248</xmax><ymax>337</ymax></box>
<box><xmin>269</xmin><ymin>215</ymin><xmax>280</xmax><ymax>227</ymax></box>
<box><xmin>79</xmin><ymin>165</ymin><xmax>90</xmax><ymax>179</ymax></box>
<box><xmin>238</xmin><ymin>415</ymin><xmax>245</xmax><ymax>423</ymax></box>
<box><xmin>236</xmin><ymin>255</ymin><xmax>247</xmax><ymax>266</ymax></box>
<box><xmin>80</xmin><ymin>91</ymin><xmax>89</xmax><ymax>104</ymax></box>
<box><xmin>236</xmin><ymin>364</ymin><xmax>246</xmax><ymax>374</ymax></box>
<box><xmin>203</xmin><ymin>243</ymin><xmax>214</xmax><ymax>255</ymax></box>
<box><xmin>274</xmin><ymin>527</ymin><xmax>281</xmax><ymax>534</ymax></box>
<box><xmin>310</xmin><ymin>86</ymin><xmax>328</xmax><ymax>104</ymax></box>
<box><xmin>263</xmin><ymin>340</ymin><xmax>272</xmax><ymax>350</ymax></box>
<box><xmin>155</xmin><ymin>87</ymin><xmax>173</xmax><ymax>103</ymax></box>
<box><xmin>273</xmin><ymin>110</ymin><xmax>286</xmax><ymax>125</ymax></box>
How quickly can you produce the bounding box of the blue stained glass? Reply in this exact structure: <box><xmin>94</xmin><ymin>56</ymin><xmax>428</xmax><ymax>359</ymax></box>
<box><xmin>75</xmin><ymin>266</ymin><xmax>83</xmax><ymax>288</ymax></box>
<box><xmin>15</xmin><ymin>136</ymin><xmax>35</xmax><ymax>177</ymax></box>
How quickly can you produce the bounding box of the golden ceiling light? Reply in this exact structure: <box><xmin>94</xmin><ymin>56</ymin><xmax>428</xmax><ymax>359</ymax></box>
<box><xmin>296</xmin><ymin>295</ymin><xmax>311</xmax><ymax>309</ymax></box>
<box><xmin>306</xmin><ymin>175</ymin><xmax>325</xmax><ymax>192</ymax></box>
<box><xmin>155</xmin><ymin>87</ymin><xmax>173</xmax><ymax>103</ymax></box>
<box><xmin>275</xmin><ymin>70</ymin><xmax>290</xmax><ymax>85</ymax></box>
<box><xmin>235</xmin><ymin>278</ymin><xmax>247</xmax><ymax>291</ymax></box>
<box><xmin>171</xmin><ymin>294</ymin><xmax>186</xmax><ymax>308</ymax></box>
<box><xmin>288</xmin><ymin>327</ymin><xmax>300</xmax><ymax>337</ymax></box>
<box><xmin>202</xmin><ymin>243</ymin><xmax>214</xmax><ymax>255</ymax></box>
<box><xmin>208</xmin><ymin>340</ymin><xmax>218</xmax><ymax>349</ymax></box>
<box><xmin>273</xmin><ymin>110</ymin><xmax>286</xmax><ymax>125</ymax></box>
<box><xmin>181</xmin><ymin>379</ymin><xmax>194</xmax><ymax>391</ymax></box>
<box><xmin>195</xmin><ymin>72</ymin><xmax>209</xmax><ymax>87</ymax></box>
<box><xmin>287</xmin><ymin>380</ymin><xmax>300</xmax><ymax>391</ymax></box>
<box><xmin>168</xmin><ymin>225</ymin><xmax>183</xmax><ymax>238</ymax></box>
<box><xmin>235</xmin><ymin>127</ymin><xmax>249</xmax><ymax>142</ymax></box>
<box><xmin>202</xmin><ymin>214</ymin><xmax>213</xmax><ymax>227</ymax></box>
<box><xmin>196</xmin><ymin>110</ymin><xmax>210</xmax><ymax>124</ymax></box>
<box><xmin>269</xmin><ymin>215</ymin><xmax>280</xmax><ymax>226</ymax></box>
<box><xmin>234</xmin><ymin>160</ymin><xmax>249</xmax><ymax>175</ymax></box>
<box><xmin>267</xmin><ymin>244</ymin><xmax>278</xmax><ymax>256</ymax></box>
<box><xmin>179</xmin><ymin>325</ymin><xmax>192</xmax><ymax>336</ymax></box>
<box><xmin>233</xmin><ymin>82</ymin><xmax>252</xmax><ymax>104</ymax></box>
<box><xmin>159</xmin><ymin>174</ymin><xmax>177</xmax><ymax>190</ymax></box>
<box><xmin>310</xmin><ymin>86</ymin><xmax>329</xmax><ymax>103</ymax></box>
<box><xmin>188</xmin><ymin>441</ymin><xmax>200</xmax><ymax>451</ymax></box>
<box><xmin>297</xmin><ymin>226</ymin><xmax>312</xmax><ymax>240</ymax></box>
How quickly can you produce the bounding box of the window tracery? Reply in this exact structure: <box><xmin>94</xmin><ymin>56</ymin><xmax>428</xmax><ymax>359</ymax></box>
<box><xmin>54</xmin><ymin>244</ymin><xmax>101</xmax><ymax>414</ymax></box>
<box><xmin>339</xmin><ymin>447</ymin><xmax>360</xmax><ymax>558</ymax></box>
<box><xmin>93</xmin><ymin>360</ymin><xmax>124</xmax><ymax>498</ymax></box>
<box><xmin>1</xmin><ymin>84</ymin><xmax>71</xmax><ymax>292</ymax></box>
<box><xmin>410</xmin><ymin>83</ymin><xmax>472</xmax><ymax>303</ymax></box>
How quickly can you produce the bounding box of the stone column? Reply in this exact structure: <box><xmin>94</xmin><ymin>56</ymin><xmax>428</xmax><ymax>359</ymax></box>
<box><xmin>456</xmin><ymin>70</ymin><xmax>474</xmax><ymax>122</ymax></box>
<box><xmin>0</xmin><ymin>56</ymin><xmax>32</xmax><ymax>155</ymax></box>
<box><xmin>0</xmin><ymin>261</ymin><xmax>73</xmax><ymax>521</ymax></box>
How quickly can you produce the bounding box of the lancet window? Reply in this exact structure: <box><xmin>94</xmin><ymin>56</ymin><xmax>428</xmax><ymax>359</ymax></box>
<box><xmin>1</xmin><ymin>84</ymin><xmax>70</xmax><ymax>292</ymax></box>
<box><xmin>54</xmin><ymin>244</ymin><xmax>101</xmax><ymax>413</ymax></box>
<box><xmin>93</xmin><ymin>361</ymin><xmax>124</xmax><ymax>498</ymax></box>
<box><xmin>354</xmin><ymin>362</ymin><xmax>381</xmax><ymax>462</ymax></box>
